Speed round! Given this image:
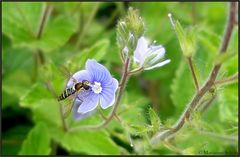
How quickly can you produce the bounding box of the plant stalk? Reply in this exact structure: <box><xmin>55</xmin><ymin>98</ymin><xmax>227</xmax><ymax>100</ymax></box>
<box><xmin>150</xmin><ymin>2</ymin><xmax>237</xmax><ymax>145</ymax></box>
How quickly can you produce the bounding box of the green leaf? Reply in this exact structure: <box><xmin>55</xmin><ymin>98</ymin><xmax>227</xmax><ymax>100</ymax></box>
<box><xmin>35</xmin><ymin>15</ymin><xmax>78</xmax><ymax>52</ymax></box>
<box><xmin>50</xmin><ymin>128</ymin><xmax>120</xmax><ymax>155</ymax></box>
<box><xmin>214</xmin><ymin>50</ymin><xmax>236</xmax><ymax>65</ymax></box>
<box><xmin>148</xmin><ymin>107</ymin><xmax>161</xmax><ymax>131</ymax></box>
<box><xmin>175</xmin><ymin>21</ymin><xmax>197</xmax><ymax>57</ymax></box>
<box><xmin>130</xmin><ymin>124</ymin><xmax>153</xmax><ymax>135</ymax></box>
<box><xmin>120</xmin><ymin>91</ymin><xmax>149</xmax><ymax>126</ymax></box>
<box><xmin>19</xmin><ymin>72</ymin><xmax>120</xmax><ymax>155</ymax></box>
<box><xmin>220</xmin><ymin>54</ymin><xmax>238</xmax><ymax>76</ymax></box>
<box><xmin>197</xmin><ymin>28</ymin><xmax>220</xmax><ymax>54</ymax></box>
<box><xmin>3</xmin><ymin>47</ymin><xmax>34</xmax><ymax>78</ymax></box>
<box><xmin>19</xmin><ymin>122</ymin><xmax>51</xmax><ymax>155</ymax></box>
<box><xmin>218</xmin><ymin>84</ymin><xmax>238</xmax><ymax>123</ymax></box>
<box><xmin>20</xmin><ymin>83</ymin><xmax>62</xmax><ymax>127</ymax></box>
<box><xmin>66</xmin><ymin>39</ymin><xmax>110</xmax><ymax>72</ymax></box>
<box><xmin>3</xmin><ymin>70</ymin><xmax>33</xmax><ymax>99</ymax></box>
<box><xmin>2</xmin><ymin>47</ymin><xmax>34</xmax><ymax>100</ymax></box>
<box><xmin>2</xmin><ymin>2</ymin><xmax>42</xmax><ymax>45</ymax></box>
<box><xmin>3</xmin><ymin>3</ymin><xmax>77</xmax><ymax>52</ymax></box>
<box><xmin>217</xmin><ymin>50</ymin><xmax>238</xmax><ymax>124</ymax></box>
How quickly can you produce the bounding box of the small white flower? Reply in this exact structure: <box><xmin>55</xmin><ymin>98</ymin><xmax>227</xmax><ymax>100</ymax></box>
<box><xmin>133</xmin><ymin>36</ymin><xmax>171</xmax><ymax>70</ymax></box>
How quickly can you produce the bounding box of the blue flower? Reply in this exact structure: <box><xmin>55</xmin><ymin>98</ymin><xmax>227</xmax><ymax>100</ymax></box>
<box><xmin>67</xmin><ymin>59</ymin><xmax>118</xmax><ymax>120</ymax></box>
<box><xmin>133</xmin><ymin>36</ymin><xmax>170</xmax><ymax>70</ymax></box>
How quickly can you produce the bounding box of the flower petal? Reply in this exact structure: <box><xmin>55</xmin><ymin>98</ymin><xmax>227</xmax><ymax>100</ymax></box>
<box><xmin>77</xmin><ymin>93</ymin><xmax>99</xmax><ymax>114</ymax></box>
<box><xmin>67</xmin><ymin>70</ymin><xmax>92</xmax><ymax>88</ymax></box>
<box><xmin>86</xmin><ymin>59</ymin><xmax>112</xmax><ymax>84</ymax></box>
<box><xmin>73</xmin><ymin>99</ymin><xmax>96</xmax><ymax>120</ymax></box>
<box><xmin>133</xmin><ymin>36</ymin><xmax>149</xmax><ymax>65</ymax></box>
<box><xmin>148</xmin><ymin>46</ymin><xmax>166</xmax><ymax>65</ymax></box>
<box><xmin>76</xmin><ymin>90</ymin><xmax>92</xmax><ymax>101</ymax></box>
<box><xmin>100</xmin><ymin>78</ymin><xmax>118</xmax><ymax>109</ymax></box>
<box><xmin>144</xmin><ymin>59</ymin><xmax>171</xmax><ymax>71</ymax></box>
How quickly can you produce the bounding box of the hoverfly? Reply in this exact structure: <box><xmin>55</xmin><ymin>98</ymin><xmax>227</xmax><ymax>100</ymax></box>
<box><xmin>58</xmin><ymin>79</ymin><xmax>90</xmax><ymax>101</ymax></box>
<box><xmin>58</xmin><ymin>78</ymin><xmax>91</xmax><ymax>118</ymax></box>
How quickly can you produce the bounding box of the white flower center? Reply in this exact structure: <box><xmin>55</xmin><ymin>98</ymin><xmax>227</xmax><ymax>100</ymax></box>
<box><xmin>91</xmin><ymin>81</ymin><xmax>102</xmax><ymax>94</ymax></box>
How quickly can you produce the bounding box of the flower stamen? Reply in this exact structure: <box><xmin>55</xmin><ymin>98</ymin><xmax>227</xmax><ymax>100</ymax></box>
<box><xmin>89</xmin><ymin>81</ymin><xmax>102</xmax><ymax>94</ymax></box>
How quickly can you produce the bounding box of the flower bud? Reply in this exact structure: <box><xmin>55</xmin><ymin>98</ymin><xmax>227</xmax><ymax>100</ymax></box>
<box><xmin>116</xmin><ymin>7</ymin><xmax>145</xmax><ymax>59</ymax></box>
<box><xmin>127</xmin><ymin>33</ymin><xmax>136</xmax><ymax>53</ymax></box>
<box><xmin>125</xmin><ymin>7</ymin><xmax>145</xmax><ymax>39</ymax></box>
<box><xmin>168</xmin><ymin>13</ymin><xmax>197</xmax><ymax>57</ymax></box>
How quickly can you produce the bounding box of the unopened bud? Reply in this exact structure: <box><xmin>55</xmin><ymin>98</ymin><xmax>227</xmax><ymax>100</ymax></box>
<box><xmin>125</xmin><ymin>7</ymin><xmax>145</xmax><ymax>39</ymax></box>
<box><xmin>173</xmin><ymin>16</ymin><xmax>197</xmax><ymax>57</ymax></box>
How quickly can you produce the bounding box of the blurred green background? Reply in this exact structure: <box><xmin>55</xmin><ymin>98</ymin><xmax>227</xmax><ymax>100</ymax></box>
<box><xmin>2</xmin><ymin>2</ymin><xmax>238</xmax><ymax>155</ymax></box>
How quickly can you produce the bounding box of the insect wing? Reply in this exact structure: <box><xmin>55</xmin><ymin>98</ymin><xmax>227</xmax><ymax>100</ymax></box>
<box><xmin>62</xmin><ymin>88</ymin><xmax>93</xmax><ymax>119</ymax></box>
<box><xmin>62</xmin><ymin>88</ymin><xmax>86</xmax><ymax>119</ymax></box>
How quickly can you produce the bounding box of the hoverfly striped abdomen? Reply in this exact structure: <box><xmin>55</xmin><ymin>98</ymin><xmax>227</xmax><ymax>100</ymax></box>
<box><xmin>58</xmin><ymin>86</ymin><xmax>77</xmax><ymax>101</ymax></box>
<box><xmin>58</xmin><ymin>80</ymin><xmax>90</xmax><ymax>101</ymax></box>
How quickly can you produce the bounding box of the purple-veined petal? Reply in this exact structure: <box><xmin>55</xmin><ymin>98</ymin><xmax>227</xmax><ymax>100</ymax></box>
<box><xmin>144</xmin><ymin>59</ymin><xmax>171</xmax><ymax>71</ymax></box>
<box><xmin>73</xmin><ymin>99</ymin><xmax>96</xmax><ymax>120</ymax></box>
<box><xmin>77</xmin><ymin>90</ymin><xmax>93</xmax><ymax>101</ymax></box>
<box><xmin>77</xmin><ymin>93</ymin><xmax>99</xmax><ymax>114</ymax></box>
<box><xmin>100</xmin><ymin>78</ymin><xmax>118</xmax><ymax>109</ymax></box>
<box><xmin>86</xmin><ymin>59</ymin><xmax>112</xmax><ymax>84</ymax></box>
<box><xmin>101</xmin><ymin>78</ymin><xmax>118</xmax><ymax>92</ymax></box>
<box><xmin>67</xmin><ymin>70</ymin><xmax>92</xmax><ymax>88</ymax></box>
<box><xmin>133</xmin><ymin>37</ymin><xmax>149</xmax><ymax>65</ymax></box>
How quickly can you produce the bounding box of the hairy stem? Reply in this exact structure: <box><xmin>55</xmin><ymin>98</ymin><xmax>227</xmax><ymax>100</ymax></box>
<box><xmin>187</xmin><ymin>57</ymin><xmax>199</xmax><ymax>91</ymax></box>
<box><xmin>150</xmin><ymin>2</ymin><xmax>237</xmax><ymax>145</ymax></box>
<box><xmin>128</xmin><ymin>67</ymin><xmax>143</xmax><ymax>75</ymax></box>
<box><xmin>32</xmin><ymin>3</ymin><xmax>51</xmax><ymax>82</ymax></box>
<box><xmin>37</xmin><ymin>4</ymin><xmax>66</xmax><ymax>129</ymax></box>
<box><xmin>37</xmin><ymin>3</ymin><xmax>52</xmax><ymax>39</ymax></box>
<box><xmin>214</xmin><ymin>72</ymin><xmax>238</xmax><ymax>86</ymax></box>
<box><xmin>59</xmin><ymin>102</ymin><xmax>68</xmax><ymax>131</ymax></box>
<box><xmin>90</xmin><ymin>58</ymin><xmax>130</xmax><ymax>129</ymax></box>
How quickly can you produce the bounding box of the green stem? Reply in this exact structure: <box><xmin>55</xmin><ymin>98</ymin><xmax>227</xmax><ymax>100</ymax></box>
<box><xmin>37</xmin><ymin>3</ymin><xmax>52</xmax><ymax>39</ymax></box>
<box><xmin>187</xmin><ymin>57</ymin><xmax>199</xmax><ymax>91</ymax></box>
<box><xmin>75</xmin><ymin>3</ymin><xmax>100</xmax><ymax>49</ymax></box>
<box><xmin>214</xmin><ymin>72</ymin><xmax>238</xmax><ymax>86</ymax></box>
<box><xmin>128</xmin><ymin>67</ymin><xmax>143</xmax><ymax>75</ymax></box>
<box><xmin>150</xmin><ymin>2</ymin><xmax>237</xmax><ymax>145</ymax></box>
<box><xmin>92</xmin><ymin>58</ymin><xmax>131</xmax><ymax>129</ymax></box>
<box><xmin>32</xmin><ymin>4</ymin><xmax>51</xmax><ymax>82</ymax></box>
